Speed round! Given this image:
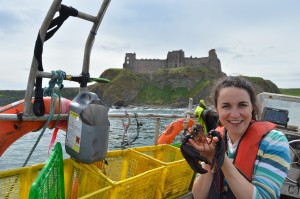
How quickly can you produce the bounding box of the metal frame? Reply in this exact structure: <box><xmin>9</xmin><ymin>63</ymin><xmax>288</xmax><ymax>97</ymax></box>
<box><xmin>22</xmin><ymin>0</ymin><xmax>111</xmax><ymax>116</ymax></box>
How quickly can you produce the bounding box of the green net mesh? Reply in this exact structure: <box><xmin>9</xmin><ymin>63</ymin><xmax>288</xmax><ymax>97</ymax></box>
<box><xmin>29</xmin><ymin>142</ymin><xmax>65</xmax><ymax>199</ymax></box>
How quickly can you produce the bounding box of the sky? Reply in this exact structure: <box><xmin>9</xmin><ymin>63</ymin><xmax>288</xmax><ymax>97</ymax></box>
<box><xmin>0</xmin><ymin>0</ymin><xmax>300</xmax><ymax>90</ymax></box>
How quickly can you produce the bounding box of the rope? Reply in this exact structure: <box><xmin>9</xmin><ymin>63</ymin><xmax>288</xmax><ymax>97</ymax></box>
<box><xmin>23</xmin><ymin>70</ymin><xmax>65</xmax><ymax>167</ymax></box>
<box><xmin>44</xmin><ymin>70</ymin><xmax>65</xmax><ymax>128</ymax></box>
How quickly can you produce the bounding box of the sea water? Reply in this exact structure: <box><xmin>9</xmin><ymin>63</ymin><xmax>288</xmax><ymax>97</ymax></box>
<box><xmin>0</xmin><ymin>107</ymin><xmax>187</xmax><ymax>171</ymax></box>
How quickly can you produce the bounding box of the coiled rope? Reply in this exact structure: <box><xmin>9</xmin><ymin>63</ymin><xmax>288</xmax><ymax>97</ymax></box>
<box><xmin>23</xmin><ymin>70</ymin><xmax>65</xmax><ymax>167</ymax></box>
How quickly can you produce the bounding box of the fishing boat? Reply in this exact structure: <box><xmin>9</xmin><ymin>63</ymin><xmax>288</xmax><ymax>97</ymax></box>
<box><xmin>0</xmin><ymin>0</ymin><xmax>299</xmax><ymax>198</ymax></box>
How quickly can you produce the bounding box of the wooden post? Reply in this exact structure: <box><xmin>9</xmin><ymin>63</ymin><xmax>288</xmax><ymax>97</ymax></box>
<box><xmin>154</xmin><ymin>118</ymin><xmax>161</xmax><ymax>145</ymax></box>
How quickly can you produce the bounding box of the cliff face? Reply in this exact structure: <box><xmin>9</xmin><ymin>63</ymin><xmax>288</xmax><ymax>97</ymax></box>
<box><xmin>0</xmin><ymin>68</ymin><xmax>280</xmax><ymax>107</ymax></box>
<box><xmin>88</xmin><ymin>67</ymin><xmax>280</xmax><ymax>107</ymax></box>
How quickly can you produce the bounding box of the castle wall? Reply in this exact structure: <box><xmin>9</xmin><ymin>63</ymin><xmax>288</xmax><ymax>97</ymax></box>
<box><xmin>133</xmin><ymin>59</ymin><xmax>166</xmax><ymax>73</ymax></box>
<box><xmin>184</xmin><ymin>57</ymin><xmax>209</xmax><ymax>68</ymax></box>
<box><xmin>123</xmin><ymin>49</ymin><xmax>221</xmax><ymax>74</ymax></box>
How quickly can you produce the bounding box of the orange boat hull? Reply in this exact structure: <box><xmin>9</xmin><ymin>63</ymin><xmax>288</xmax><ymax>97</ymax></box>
<box><xmin>0</xmin><ymin>97</ymin><xmax>70</xmax><ymax>156</ymax></box>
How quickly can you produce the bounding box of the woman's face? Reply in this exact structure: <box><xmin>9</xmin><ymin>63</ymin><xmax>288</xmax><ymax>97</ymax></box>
<box><xmin>216</xmin><ymin>87</ymin><xmax>253</xmax><ymax>140</ymax></box>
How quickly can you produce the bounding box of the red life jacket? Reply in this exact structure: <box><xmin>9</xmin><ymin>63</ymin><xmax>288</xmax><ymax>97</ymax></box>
<box><xmin>216</xmin><ymin>121</ymin><xmax>276</xmax><ymax>181</ymax></box>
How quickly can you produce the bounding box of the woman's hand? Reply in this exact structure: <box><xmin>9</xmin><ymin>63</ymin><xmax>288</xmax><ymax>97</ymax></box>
<box><xmin>188</xmin><ymin>135</ymin><xmax>220</xmax><ymax>164</ymax></box>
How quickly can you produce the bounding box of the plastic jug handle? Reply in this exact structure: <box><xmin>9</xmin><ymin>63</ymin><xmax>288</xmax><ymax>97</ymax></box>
<box><xmin>75</xmin><ymin>91</ymin><xmax>99</xmax><ymax>105</ymax></box>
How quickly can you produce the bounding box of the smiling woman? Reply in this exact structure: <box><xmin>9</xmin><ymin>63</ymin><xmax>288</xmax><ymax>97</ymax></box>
<box><xmin>189</xmin><ymin>76</ymin><xmax>291</xmax><ymax>199</ymax></box>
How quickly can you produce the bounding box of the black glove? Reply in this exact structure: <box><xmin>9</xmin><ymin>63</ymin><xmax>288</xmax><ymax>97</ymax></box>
<box><xmin>180</xmin><ymin>135</ymin><xmax>211</xmax><ymax>174</ymax></box>
<box><xmin>194</xmin><ymin>99</ymin><xmax>219</xmax><ymax>133</ymax></box>
<box><xmin>209</xmin><ymin>130</ymin><xmax>225</xmax><ymax>169</ymax></box>
<box><xmin>202</xmin><ymin>109</ymin><xmax>219</xmax><ymax>132</ymax></box>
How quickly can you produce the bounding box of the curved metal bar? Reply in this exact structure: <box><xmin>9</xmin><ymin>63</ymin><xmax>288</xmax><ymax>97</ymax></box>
<box><xmin>23</xmin><ymin>0</ymin><xmax>111</xmax><ymax>115</ymax></box>
<box><xmin>80</xmin><ymin>0</ymin><xmax>111</xmax><ymax>89</ymax></box>
<box><xmin>23</xmin><ymin>0</ymin><xmax>63</xmax><ymax>116</ymax></box>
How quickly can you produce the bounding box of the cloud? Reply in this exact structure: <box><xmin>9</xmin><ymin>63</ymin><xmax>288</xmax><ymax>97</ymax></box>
<box><xmin>232</xmin><ymin>54</ymin><xmax>244</xmax><ymax>59</ymax></box>
<box><xmin>1</xmin><ymin>0</ymin><xmax>300</xmax><ymax>90</ymax></box>
<box><xmin>0</xmin><ymin>11</ymin><xmax>20</xmax><ymax>30</ymax></box>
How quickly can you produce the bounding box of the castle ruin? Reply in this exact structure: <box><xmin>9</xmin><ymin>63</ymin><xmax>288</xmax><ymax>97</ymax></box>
<box><xmin>123</xmin><ymin>49</ymin><xmax>222</xmax><ymax>74</ymax></box>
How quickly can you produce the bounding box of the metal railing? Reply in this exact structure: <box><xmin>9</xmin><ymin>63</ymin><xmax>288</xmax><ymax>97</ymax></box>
<box><xmin>0</xmin><ymin>111</ymin><xmax>193</xmax><ymax>146</ymax></box>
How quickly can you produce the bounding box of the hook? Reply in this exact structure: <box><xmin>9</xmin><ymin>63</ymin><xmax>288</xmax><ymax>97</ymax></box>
<box><xmin>121</xmin><ymin>111</ymin><xmax>131</xmax><ymax>147</ymax></box>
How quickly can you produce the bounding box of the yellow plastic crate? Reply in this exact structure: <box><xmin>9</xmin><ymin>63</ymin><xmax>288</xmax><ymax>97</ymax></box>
<box><xmin>0</xmin><ymin>164</ymin><xmax>42</xmax><ymax>199</ymax></box>
<box><xmin>131</xmin><ymin>144</ymin><xmax>195</xmax><ymax>199</ymax></box>
<box><xmin>0</xmin><ymin>159</ymin><xmax>112</xmax><ymax>199</ymax></box>
<box><xmin>87</xmin><ymin>149</ymin><xmax>165</xmax><ymax>199</ymax></box>
<box><xmin>64</xmin><ymin>159</ymin><xmax>112</xmax><ymax>199</ymax></box>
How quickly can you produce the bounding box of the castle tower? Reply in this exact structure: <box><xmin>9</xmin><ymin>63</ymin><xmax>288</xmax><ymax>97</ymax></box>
<box><xmin>166</xmin><ymin>50</ymin><xmax>185</xmax><ymax>68</ymax></box>
<box><xmin>208</xmin><ymin>49</ymin><xmax>221</xmax><ymax>73</ymax></box>
<box><xmin>123</xmin><ymin>53</ymin><xmax>136</xmax><ymax>70</ymax></box>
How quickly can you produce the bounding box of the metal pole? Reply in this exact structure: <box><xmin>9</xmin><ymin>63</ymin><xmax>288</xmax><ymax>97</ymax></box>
<box><xmin>0</xmin><ymin>113</ymin><xmax>186</xmax><ymax>121</ymax></box>
<box><xmin>80</xmin><ymin>0</ymin><xmax>111</xmax><ymax>90</ymax></box>
<box><xmin>23</xmin><ymin>0</ymin><xmax>62</xmax><ymax>116</ymax></box>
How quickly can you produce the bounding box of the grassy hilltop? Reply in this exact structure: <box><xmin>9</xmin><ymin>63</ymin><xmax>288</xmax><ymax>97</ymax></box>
<box><xmin>279</xmin><ymin>88</ymin><xmax>300</xmax><ymax>96</ymax></box>
<box><xmin>1</xmin><ymin>67</ymin><xmax>299</xmax><ymax>107</ymax></box>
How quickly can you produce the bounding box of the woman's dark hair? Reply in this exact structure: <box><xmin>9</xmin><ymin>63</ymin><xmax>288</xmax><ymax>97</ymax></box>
<box><xmin>212</xmin><ymin>76</ymin><xmax>258</xmax><ymax>120</ymax></box>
